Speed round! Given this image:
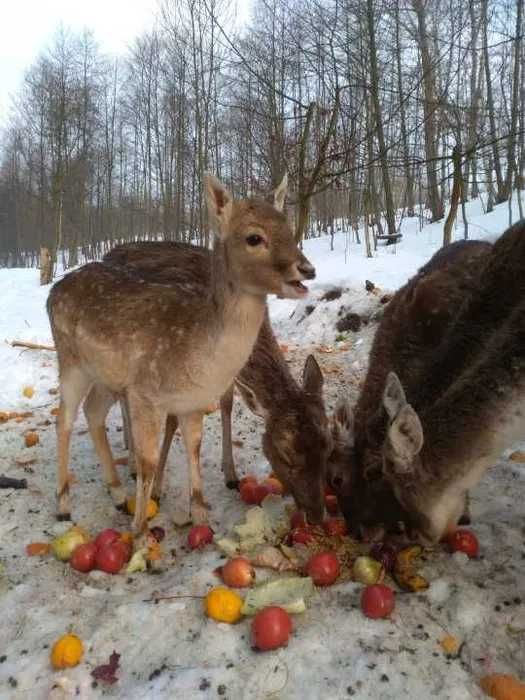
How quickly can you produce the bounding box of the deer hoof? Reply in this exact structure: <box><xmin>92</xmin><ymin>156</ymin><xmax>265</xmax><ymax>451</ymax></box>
<box><xmin>226</xmin><ymin>479</ymin><xmax>239</xmax><ymax>491</ymax></box>
<box><xmin>56</xmin><ymin>512</ymin><xmax>71</xmax><ymax>522</ymax></box>
<box><xmin>458</xmin><ymin>513</ymin><xmax>472</xmax><ymax>526</ymax></box>
<box><xmin>173</xmin><ymin>509</ymin><xmax>192</xmax><ymax>527</ymax></box>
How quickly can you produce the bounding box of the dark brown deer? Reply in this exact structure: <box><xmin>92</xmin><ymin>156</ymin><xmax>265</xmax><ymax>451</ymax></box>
<box><xmin>47</xmin><ymin>174</ymin><xmax>316</xmax><ymax>540</ymax></box>
<box><xmin>327</xmin><ymin>236</ymin><xmax>515</xmax><ymax>543</ymax></box>
<box><xmin>100</xmin><ymin>240</ymin><xmax>330</xmax><ymax>525</ymax></box>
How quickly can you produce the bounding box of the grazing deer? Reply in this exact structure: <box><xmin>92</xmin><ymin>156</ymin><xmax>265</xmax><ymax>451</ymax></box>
<box><xmin>47</xmin><ymin>174</ymin><xmax>316</xmax><ymax>539</ymax></box>
<box><xmin>327</xmin><ymin>236</ymin><xmax>513</xmax><ymax>543</ymax></box>
<box><xmin>100</xmin><ymin>240</ymin><xmax>331</xmax><ymax>525</ymax></box>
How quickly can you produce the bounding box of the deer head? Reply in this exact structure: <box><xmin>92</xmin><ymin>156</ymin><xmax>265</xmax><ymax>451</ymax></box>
<box><xmin>205</xmin><ymin>173</ymin><xmax>315</xmax><ymax>300</ymax></box>
<box><xmin>236</xmin><ymin>355</ymin><xmax>331</xmax><ymax>524</ymax></box>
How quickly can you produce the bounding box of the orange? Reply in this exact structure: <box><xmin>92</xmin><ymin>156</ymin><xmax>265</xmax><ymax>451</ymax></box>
<box><xmin>50</xmin><ymin>634</ymin><xmax>84</xmax><ymax>669</ymax></box>
<box><xmin>205</xmin><ymin>587</ymin><xmax>243</xmax><ymax>623</ymax></box>
<box><xmin>126</xmin><ymin>497</ymin><xmax>158</xmax><ymax>519</ymax></box>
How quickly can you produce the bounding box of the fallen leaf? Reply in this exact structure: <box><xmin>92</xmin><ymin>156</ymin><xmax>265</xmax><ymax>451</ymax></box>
<box><xmin>317</xmin><ymin>345</ymin><xmax>334</xmax><ymax>354</ymax></box>
<box><xmin>508</xmin><ymin>450</ymin><xmax>525</xmax><ymax>463</ymax></box>
<box><xmin>91</xmin><ymin>651</ymin><xmax>120</xmax><ymax>685</ymax></box>
<box><xmin>126</xmin><ymin>549</ymin><xmax>148</xmax><ymax>573</ymax></box>
<box><xmin>50</xmin><ymin>407</ymin><xmax>60</xmax><ymax>416</ymax></box>
<box><xmin>232</xmin><ymin>440</ymin><xmax>243</xmax><ymax>448</ymax></box>
<box><xmin>24</xmin><ymin>432</ymin><xmax>39</xmax><ymax>448</ymax></box>
<box><xmin>279</xmin><ymin>344</ymin><xmax>289</xmax><ymax>354</ymax></box>
<box><xmin>0</xmin><ymin>412</ymin><xmax>9</xmax><ymax>423</ymax></box>
<box><xmin>26</xmin><ymin>542</ymin><xmax>50</xmax><ymax>556</ymax></box>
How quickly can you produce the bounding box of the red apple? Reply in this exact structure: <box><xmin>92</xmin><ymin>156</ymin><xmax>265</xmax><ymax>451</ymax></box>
<box><xmin>220</xmin><ymin>557</ymin><xmax>256</xmax><ymax>588</ymax></box>
<box><xmin>306</xmin><ymin>551</ymin><xmax>340</xmax><ymax>586</ymax></box>
<box><xmin>95</xmin><ymin>542</ymin><xmax>126</xmax><ymax>574</ymax></box>
<box><xmin>70</xmin><ymin>542</ymin><xmax>97</xmax><ymax>573</ymax></box>
<box><xmin>187</xmin><ymin>525</ymin><xmax>214</xmax><ymax>550</ymax></box>
<box><xmin>94</xmin><ymin>528</ymin><xmax>121</xmax><ymax>550</ymax></box>
<box><xmin>361</xmin><ymin>584</ymin><xmax>395</xmax><ymax>619</ymax></box>
<box><xmin>446</xmin><ymin>529</ymin><xmax>479</xmax><ymax>558</ymax></box>
<box><xmin>325</xmin><ymin>494</ymin><xmax>339</xmax><ymax>515</ymax></box>
<box><xmin>251</xmin><ymin>607</ymin><xmax>292</xmax><ymax>651</ymax></box>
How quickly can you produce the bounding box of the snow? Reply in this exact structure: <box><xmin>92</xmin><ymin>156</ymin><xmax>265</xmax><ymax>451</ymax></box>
<box><xmin>1</xmin><ymin>195</ymin><xmax>524</xmax><ymax>699</ymax></box>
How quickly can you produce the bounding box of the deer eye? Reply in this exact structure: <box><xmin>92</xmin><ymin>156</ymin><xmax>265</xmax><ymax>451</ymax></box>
<box><xmin>246</xmin><ymin>233</ymin><xmax>264</xmax><ymax>247</ymax></box>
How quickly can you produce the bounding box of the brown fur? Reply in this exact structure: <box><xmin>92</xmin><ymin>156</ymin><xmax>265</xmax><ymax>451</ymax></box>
<box><xmin>47</xmin><ymin>174</ymin><xmax>315</xmax><ymax>538</ymax></box>
<box><xmin>102</xmin><ymin>241</ymin><xmax>330</xmax><ymax>524</ymax></box>
<box><xmin>328</xmin><ymin>237</ymin><xmax>504</xmax><ymax>541</ymax></box>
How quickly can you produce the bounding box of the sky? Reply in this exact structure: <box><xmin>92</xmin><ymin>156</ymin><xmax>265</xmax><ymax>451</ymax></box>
<box><xmin>1</xmin><ymin>0</ymin><xmax>232</xmax><ymax>128</ymax></box>
<box><xmin>0</xmin><ymin>0</ymin><xmax>251</xmax><ymax>128</ymax></box>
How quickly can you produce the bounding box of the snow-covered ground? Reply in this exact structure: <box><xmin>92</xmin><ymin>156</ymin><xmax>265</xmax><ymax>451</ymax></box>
<box><xmin>0</xmin><ymin>196</ymin><xmax>524</xmax><ymax>699</ymax></box>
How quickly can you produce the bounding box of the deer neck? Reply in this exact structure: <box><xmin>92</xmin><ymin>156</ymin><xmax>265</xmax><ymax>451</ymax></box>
<box><xmin>238</xmin><ymin>315</ymin><xmax>302</xmax><ymax>413</ymax></box>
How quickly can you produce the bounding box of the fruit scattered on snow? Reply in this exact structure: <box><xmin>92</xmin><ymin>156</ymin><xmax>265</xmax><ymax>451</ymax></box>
<box><xmin>290</xmin><ymin>527</ymin><xmax>315</xmax><ymax>545</ymax></box>
<box><xmin>361</xmin><ymin>584</ymin><xmax>395</xmax><ymax>619</ymax></box>
<box><xmin>305</xmin><ymin>551</ymin><xmax>340</xmax><ymax>586</ymax></box>
<box><xmin>50</xmin><ymin>526</ymin><xmax>90</xmax><ymax>562</ymax></box>
<box><xmin>95</xmin><ymin>543</ymin><xmax>127</xmax><ymax>574</ymax></box>
<box><xmin>479</xmin><ymin>674</ymin><xmax>525</xmax><ymax>700</ymax></box>
<box><xmin>220</xmin><ymin>557</ymin><xmax>256</xmax><ymax>587</ymax></box>
<box><xmin>251</xmin><ymin>606</ymin><xmax>292</xmax><ymax>651</ymax></box>
<box><xmin>323</xmin><ymin>517</ymin><xmax>348</xmax><ymax>537</ymax></box>
<box><xmin>22</xmin><ymin>386</ymin><xmax>34</xmax><ymax>398</ymax></box>
<box><xmin>94</xmin><ymin>528</ymin><xmax>121</xmax><ymax>550</ymax></box>
<box><xmin>50</xmin><ymin>634</ymin><xmax>84</xmax><ymax>669</ymax></box>
<box><xmin>125</xmin><ymin>497</ymin><xmax>158</xmax><ymax>519</ymax></box>
<box><xmin>205</xmin><ymin>587</ymin><xmax>243</xmax><ymax>623</ymax></box>
<box><xmin>369</xmin><ymin>542</ymin><xmax>397</xmax><ymax>572</ymax></box>
<box><xmin>352</xmin><ymin>556</ymin><xmax>385</xmax><ymax>585</ymax></box>
<box><xmin>188</xmin><ymin>525</ymin><xmax>214</xmax><ymax>549</ymax></box>
<box><xmin>393</xmin><ymin>545</ymin><xmax>429</xmax><ymax>592</ymax></box>
<box><xmin>446</xmin><ymin>529</ymin><xmax>479</xmax><ymax>558</ymax></box>
<box><xmin>262</xmin><ymin>477</ymin><xmax>284</xmax><ymax>496</ymax></box>
<box><xmin>70</xmin><ymin>542</ymin><xmax>98</xmax><ymax>572</ymax></box>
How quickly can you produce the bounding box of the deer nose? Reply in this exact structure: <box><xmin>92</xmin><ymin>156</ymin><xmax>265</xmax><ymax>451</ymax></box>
<box><xmin>298</xmin><ymin>260</ymin><xmax>316</xmax><ymax>280</ymax></box>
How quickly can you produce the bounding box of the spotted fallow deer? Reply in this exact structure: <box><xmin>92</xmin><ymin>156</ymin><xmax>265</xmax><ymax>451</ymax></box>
<box><xmin>100</xmin><ymin>240</ymin><xmax>331</xmax><ymax>525</ymax></box>
<box><xmin>47</xmin><ymin>173</ymin><xmax>316</xmax><ymax>539</ymax></box>
<box><xmin>327</xmin><ymin>233</ymin><xmax>524</xmax><ymax>544</ymax></box>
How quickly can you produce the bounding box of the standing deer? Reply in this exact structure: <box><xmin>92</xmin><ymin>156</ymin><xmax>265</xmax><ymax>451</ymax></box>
<box><xmin>327</xmin><ymin>236</ymin><xmax>510</xmax><ymax>542</ymax></box>
<box><xmin>100</xmin><ymin>240</ymin><xmax>331</xmax><ymax>525</ymax></box>
<box><xmin>47</xmin><ymin>174</ymin><xmax>316</xmax><ymax>540</ymax></box>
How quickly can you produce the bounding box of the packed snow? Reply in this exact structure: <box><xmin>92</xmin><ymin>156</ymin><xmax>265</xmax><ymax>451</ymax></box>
<box><xmin>0</xmin><ymin>195</ymin><xmax>524</xmax><ymax>699</ymax></box>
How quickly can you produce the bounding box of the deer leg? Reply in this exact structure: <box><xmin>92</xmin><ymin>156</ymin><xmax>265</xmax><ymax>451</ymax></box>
<box><xmin>179</xmin><ymin>411</ymin><xmax>209</xmax><ymax>525</ymax></box>
<box><xmin>220</xmin><ymin>385</ymin><xmax>239</xmax><ymax>489</ymax></box>
<box><xmin>152</xmin><ymin>414</ymin><xmax>178</xmax><ymax>502</ymax></box>
<box><xmin>84</xmin><ymin>384</ymin><xmax>127</xmax><ymax>510</ymax></box>
<box><xmin>126</xmin><ymin>394</ymin><xmax>164</xmax><ymax>542</ymax></box>
<box><xmin>458</xmin><ymin>491</ymin><xmax>472</xmax><ymax>525</ymax></box>
<box><xmin>120</xmin><ymin>397</ymin><xmax>130</xmax><ymax>452</ymax></box>
<box><xmin>56</xmin><ymin>367</ymin><xmax>92</xmax><ymax>520</ymax></box>
<box><xmin>121</xmin><ymin>397</ymin><xmax>136</xmax><ymax>479</ymax></box>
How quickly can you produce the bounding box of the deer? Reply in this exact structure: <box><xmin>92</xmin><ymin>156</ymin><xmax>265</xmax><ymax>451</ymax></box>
<box><xmin>47</xmin><ymin>173</ymin><xmax>316</xmax><ymax>541</ymax></box>
<box><xmin>326</xmin><ymin>235</ymin><xmax>515</xmax><ymax>544</ymax></box>
<box><xmin>91</xmin><ymin>239</ymin><xmax>331</xmax><ymax>525</ymax></box>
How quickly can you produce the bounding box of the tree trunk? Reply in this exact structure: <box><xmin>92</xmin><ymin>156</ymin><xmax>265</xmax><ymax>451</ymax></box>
<box><xmin>40</xmin><ymin>247</ymin><xmax>53</xmax><ymax>285</ymax></box>
<box><xmin>412</xmin><ymin>0</ymin><xmax>444</xmax><ymax>222</ymax></box>
<box><xmin>443</xmin><ymin>147</ymin><xmax>462</xmax><ymax>246</ymax></box>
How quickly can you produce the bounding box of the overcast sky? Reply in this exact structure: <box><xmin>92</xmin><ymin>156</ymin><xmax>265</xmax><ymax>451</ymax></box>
<box><xmin>0</xmin><ymin>0</ymin><xmax>159</xmax><ymax>127</ymax></box>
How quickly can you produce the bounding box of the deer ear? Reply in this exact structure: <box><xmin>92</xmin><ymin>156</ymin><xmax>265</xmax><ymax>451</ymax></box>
<box><xmin>331</xmin><ymin>397</ymin><xmax>354</xmax><ymax>446</ymax></box>
<box><xmin>235</xmin><ymin>378</ymin><xmax>268</xmax><ymax>419</ymax></box>
<box><xmin>273</xmin><ymin>172</ymin><xmax>288</xmax><ymax>212</ymax></box>
<box><xmin>204</xmin><ymin>173</ymin><xmax>233</xmax><ymax>235</ymax></box>
<box><xmin>386</xmin><ymin>404</ymin><xmax>424</xmax><ymax>473</ymax></box>
<box><xmin>383</xmin><ymin>372</ymin><xmax>407</xmax><ymax>420</ymax></box>
<box><xmin>302</xmin><ymin>354</ymin><xmax>323</xmax><ymax>396</ymax></box>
